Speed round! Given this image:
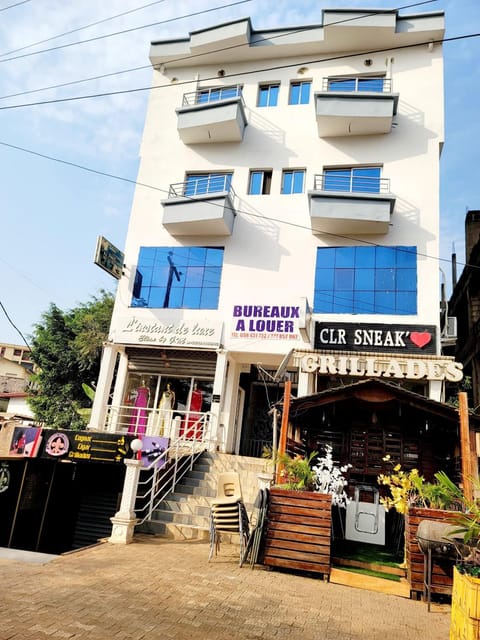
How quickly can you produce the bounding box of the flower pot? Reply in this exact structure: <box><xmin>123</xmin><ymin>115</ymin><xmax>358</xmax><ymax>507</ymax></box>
<box><xmin>450</xmin><ymin>566</ymin><xmax>480</xmax><ymax>639</ymax></box>
<box><xmin>263</xmin><ymin>488</ymin><xmax>332</xmax><ymax>578</ymax></box>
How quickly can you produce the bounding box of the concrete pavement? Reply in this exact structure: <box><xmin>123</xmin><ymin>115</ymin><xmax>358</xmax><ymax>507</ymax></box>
<box><xmin>0</xmin><ymin>535</ymin><xmax>450</xmax><ymax>640</ymax></box>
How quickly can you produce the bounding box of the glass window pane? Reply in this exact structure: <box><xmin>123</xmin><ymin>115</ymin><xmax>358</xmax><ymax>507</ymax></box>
<box><xmin>200</xmin><ymin>288</ymin><xmax>220</xmax><ymax>308</ymax></box>
<box><xmin>315</xmin><ymin>267</ymin><xmax>334</xmax><ymax>289</ymax></box>
<box><xmin>335</xmin><ymin>269</ymin><xmax>354</xmax><ymax>290</ymax></box>
<box><xmin>354</xmin><ymin>291</ymin><xmax>375</xmax><ymax>313</ymax></box>
<box><xmin>249</xmin><ymin>171</ymin><xmax>263</xmax><ymax>195</ymax></box>
<box><xmin>328</xmin><ymin>79</ymin><xmax>355</xmax><ymax>92</ymax></box>
<box><xmin>292</xmin><ymin>170</ymin><xmax>305</xmax><ymax>193</ymax></box>
<box><xmin>316</xmin><ymin>248</ymin><xmax>335</xmax><ymax>268</ymax></box>
<box><xmin>333</xmin><ymin>291</ymin><xmax>354</xmax><ymax>313</ymax></box>
<box><xmin>138</xmin><ymin>246</ymin><xmax>156</xmax><ymax>267</ymax></box>
<box><xmin>206</xmin><ymin>248</ymin><xmax>224</xmax><ymax>267</ymax></box>
<box><xmin>352</xmin><ymin>167</ymin><xmax>380</xmax><ymax>193</ymax></box>
<box><xmin>188</xmin><ymin>247</ymin><xmax>207</xmax><ymax>266</ymax></box>
<box><xmin>375</xmin><ymin>268</ymin><xmax>395</xmax><ymax>290</ymax></box>
<box><xmin>149</xmin><ymin>287</ymin><xmax>168</xmax><ymax>307</ymax></box>
<box><xmin>358</xmin><ymin>78</ymin><xmax>384</xmax><ymax>92</ymax></box>
<box><xmin>289</xmin><ymin>83</ymin><xmax>300</xmax><ymax>104</ymax></box>
<box><xmin>282</xmin><ymin>172</ymin><xmax>293</xmax><ymax>194</ymax></box>
<box><xmin>374</xmin><ymin>291</ymin><xmax>395</xmax><ymax>314</ymax></box>
<box><xmin>396</xmin><ymin>268</ymin><xmax>416</xmax><ymax>291</ymax></box>
<box><xmin>183</xmin><ymin>288</ymin><xmax>202</xmax><ymax>308</ymax></box>
<box><xmin>314</xmin><ymin>291</ymin><xmax>333</xmax><ymax>313</ymax></box>
<box><xmin>396</xmin><ymin>246</ymin><xmax>416</xmax><ymax>267</ymax></box>
<box><xmin>300</xmin><ymin>81</ymin><xmax>311</xmax><ymax>104</ymax></box>
<box><xmin>376</xmin><ymin>246</ymin><xmax>397</xmax><ymax>267</ymax></box>
<box><xmin>335</xmin><ymin>247</ymin><xmax>355</xmax><ymax>268</ymax></box>
<box><xmin>396</xmin><ymin>291</ymin><xmax>417</xmax><ymax>314</ymax></box>
<box><xmin>269</xmin><ymin>85</ymin><xmax>279</xmax><ymax>106</ymax></box>
<box><xmin>204</xmin><ymin>266</ymin><xmax>221</xmax><ymax>288</ymax></box>
<box><xmin>355</xmin><ymin>246</ymin><xmax>375</xmax><ymax>267</ymax></box>
<box><xmin>355</xmin><ymin>268</ymin><xmax>375</xmax><ymax>289</ymax></box>
<box><xmin>324</xmin><ymin>169</ymin><xmax>351</xmax><ymax>192</ymax></box>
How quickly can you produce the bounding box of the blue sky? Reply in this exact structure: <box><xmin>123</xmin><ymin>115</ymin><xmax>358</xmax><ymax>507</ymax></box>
<box><xmin>1</xmin><ymin>0</ymin><xmax>479</xmax><ymax>345</ymax></box>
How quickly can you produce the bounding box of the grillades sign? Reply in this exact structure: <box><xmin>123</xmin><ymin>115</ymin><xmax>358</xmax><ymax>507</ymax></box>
<box><xmin>314</xmin><ymin>322</ymin><xmax>437</xmax><ymax>355</ymax></box>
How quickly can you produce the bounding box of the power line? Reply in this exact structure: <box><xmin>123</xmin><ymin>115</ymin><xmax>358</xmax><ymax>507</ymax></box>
<box><xmin>0</xmin><ymin>138</ymin><xmax>475</xmax><ymax>274</ymax></box>
<box><xmin>1</xmin><ymin>29</ymin><xmax>477</xmax><ymax>112</ymax></box>
<box><xmin>0</xmin><ymin>0</ymin><xmax>167</xmax><ymax>58</ymax></box>
<box><xmin>0</xmin><ymin>299</ymin><xmax>31</xmax><ymax>349</ymax></box>
<box><xmin>0</xmin><ymin>0</ymin><xmax>252</xmax><ymax>64</ymax></box>
<box><xmin>0</xmin><ymin>0</ymin><xmax>437</xmax><ymax>102</ymax></box>
<box><xmin>0</xmin><ymin>0</ymin><xmax>32</xmax><ymax>12</ymax></box>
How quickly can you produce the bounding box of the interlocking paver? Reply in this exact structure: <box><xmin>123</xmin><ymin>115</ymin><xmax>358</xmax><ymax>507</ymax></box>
<box><xmin>0</xmin><ymin>536</ymin><xmax>450</xmax><ymax>640</ymax></box>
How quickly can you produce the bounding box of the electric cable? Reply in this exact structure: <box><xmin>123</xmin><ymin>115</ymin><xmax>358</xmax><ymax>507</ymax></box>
<box><xmin>0</xmin><ymin>0</ymin><xmax>32</xmax><ymax>12</ymax></box>
<box><xmin>0</xmin><ymin>138</ymin><xmax>475</xmax><ymax>274</ymax></box>
<box><xmin>0</xmin><ymin>29</ymin><xmax>476</xmax><ymax>112</ymax></box>
<box><xmin>0</xmin><ymin>299</ymin><xmax>31</xmax><ymax>349</ymax></box>
<box><xmin>0</xmin><ymin>0</ymin><xmax>441</xmax><ymax>104</ymax></box>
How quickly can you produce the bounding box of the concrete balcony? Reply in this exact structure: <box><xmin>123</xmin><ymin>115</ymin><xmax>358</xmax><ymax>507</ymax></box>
<box><xmin>161</xmin><ymin>175</ymin><xmax>236</xmax><ymax>236</ymax></box>
<box><xmin>308</xmin><ymin>173</ymin><xmax>395</xmax><ymax>235</ymax></box>
<box><xmin>176</xmin><ymin>85</ymin><xmax>247</xmax><ymax>144</ymax></box>
<box><xmin>315</xmin><ymin>77</ymin><xmax>399</xmax><ymax>137</ymax></box>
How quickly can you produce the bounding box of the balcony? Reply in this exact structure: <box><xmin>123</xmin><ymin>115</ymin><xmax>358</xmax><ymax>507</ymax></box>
<box><xmin>176</xmin><ymin>84</ymin><xmax>247</xmax><ymax>144</ymax></box>
<box><xmin>161</xmin><ymin>174</ymin><xmax>236</xmax><ymax>236</ymax></box>
<box><xmin>315</xmin><ymin>77</ymin><xmax>399</xmax><ymax>137</ymax></box>
<box><xmin>308</xmin><ymin>172</ymin><xmax>395</xmax><ymax>235</ymax></box>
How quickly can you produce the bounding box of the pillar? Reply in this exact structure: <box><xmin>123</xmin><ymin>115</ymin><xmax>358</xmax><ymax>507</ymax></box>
<box><xmin>109</xmin><ymin>457</ymin><xmax>143</xmax><ymax>544</ymax></box>
<box><xmin>88</xmin><ymin>343</ymin><xmax>120</xmax><ymax>431</ymax></box>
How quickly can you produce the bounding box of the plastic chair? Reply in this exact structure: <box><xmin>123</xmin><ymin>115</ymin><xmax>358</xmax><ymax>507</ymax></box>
<box><xmin>209</xmin><ymin>472</ymin><xmax>249</xmax><ymax>565</ymax></box>
<box><xmin>211</xmin><ymin>472</ymin><xmax>242</xmax><ymax>506</ymax></box>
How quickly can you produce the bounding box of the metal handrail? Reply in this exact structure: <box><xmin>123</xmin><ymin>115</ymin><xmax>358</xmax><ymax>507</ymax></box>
<box><xmin>134</xmin><ymin>414</ymin><xmax>213</xmax><ymax>524</ymax></box>
<box><xmin>167</xmin><ymin>174</ymin><xmax>235</xmax><ymax>199</ymax></box>
<box><xmin>104</xmin><ymin>404</ymin><xmax>212</xmax><ymax>437</ymax></box>
<box><xmin>182</xmin><ymin>84</ymin><xmax>243</xmax><ymax>106</ymax></box>
<box><xmin>322</xmin><ymin>77</ymin><xmax>392</xmax><ymax>93</ymax></box>
<box><xmin>313</xmin><ymin>173</ymin><xmax>391</xmax><ymax>194</ymax></box>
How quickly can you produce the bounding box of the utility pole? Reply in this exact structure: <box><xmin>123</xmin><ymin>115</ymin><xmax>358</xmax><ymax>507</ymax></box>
<box><xmin>163</xmin><ymin>251</ymin><xmax>182</xmax><ymax>308</ymax></box>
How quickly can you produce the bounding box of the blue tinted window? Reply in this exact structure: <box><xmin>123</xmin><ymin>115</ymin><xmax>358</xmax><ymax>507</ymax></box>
<box><xmin>328</xmin><ymin>78</ymin><xmax>356</xmax><ymax>92</ymax></box>
<box><xmin>258</xmin><ymin>84</ymin><xmax>279</xmax><ymax>107</ymax></box>
<box><xmin>248</xmin><ymin>170</ymin><xmax>272</xmax><ymax>195</ymax></box>
<box><xmin>289</xmin><ymin>81</ymin><xmax>311</xmax><ymax>105</ymax></box>
<box><xmin>323</xmin><ymin>167</ymin><xmax>380</xmax><ymax>193</ymax></box>
<box><xmin>132</xmin><ymin>246</ymin><xmax>224</xmax><ymax>309</ymax></box>
<box><xmin>282</xmin><ymin>169</ymin><xmax>305</xmax><ymax>194</ymax></box>
<box><xmin>358</xmin><ymin>78</ymin><xmax>384</xmax><ymax>92</ymax></box>
<box><xmin>328</xmin><ymin>77</ymin><xmax>384</xmax><ymax>92</ymax></box>
<box><xmin>314</xmin><ymin>246</ymin><xmax>417</xmax><ymax>314</ymax></box>
<box><xmin>184</xmin><ymin>173</ymin><xmax>231</xmax><ymax>196</ymax></box>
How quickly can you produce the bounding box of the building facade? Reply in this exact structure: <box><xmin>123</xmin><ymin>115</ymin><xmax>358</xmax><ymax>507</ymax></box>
<box><xmin>90</xmin><ymin>8</ymin><xmax>457</xmax><ymax>463</ymax></box>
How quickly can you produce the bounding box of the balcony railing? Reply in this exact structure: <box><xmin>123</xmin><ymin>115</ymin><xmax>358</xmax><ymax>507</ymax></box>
<box><xmin>322</xmin><ymin>77</ymin><xmax>392</xmax><ymax>93</ymax></box>
<box><xmin>167</xmin><ymin>174</ymin><xmax>235</xmax><ymax>199</ymax></box>
<box><xmin>104</xmin><ymin>403</ymin><xmax>213</xmax><ymax>440</ymax></box>
<box><xmin>313</xmin><ymin>173</ymin><xmax>391</xmax><ymax>194</ymax></box>
<box><xmin>182</xmin><ymin>84</ymin><xmax>243</xmax><ymax>107</ymax></box>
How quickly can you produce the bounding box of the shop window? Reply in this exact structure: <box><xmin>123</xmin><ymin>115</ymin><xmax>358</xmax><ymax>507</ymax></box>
<box><xmin>314</xmin><ymin>245</ymin><xmax>417</xmax><ymax>314</ymax></box>
<box><xmin>131</xmin><ymin>246</ymin><xmax>224</xmax><ymax>309</ymax></box>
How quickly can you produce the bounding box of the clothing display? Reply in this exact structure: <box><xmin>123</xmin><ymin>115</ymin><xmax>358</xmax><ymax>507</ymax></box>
<box><xmin>158</xmin><ymin>385</ymin><xmax>175</xmax><ymax>435</ymax></box>
<box><xmin>181</xmin><ymin>387</ymin><xmax>203</xmax><ymax>439</ymax></box>
<box><xmin>128</xmin><ymin>385</ymin><xmax>149</xmax><ymax>435</ymax></box>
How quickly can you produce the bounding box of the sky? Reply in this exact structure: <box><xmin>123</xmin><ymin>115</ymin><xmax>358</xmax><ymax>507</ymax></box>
<box><xmin>0</xmin><ymin>0</ymin><xmax>479</xmax><ymax>346</ymax></box>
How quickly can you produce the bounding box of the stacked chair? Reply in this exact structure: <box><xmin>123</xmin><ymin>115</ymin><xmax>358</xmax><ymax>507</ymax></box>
<box><xmin>208</xmin><ymin>472</ymin><xmax>249</xmax><ymax>566</ymax></box>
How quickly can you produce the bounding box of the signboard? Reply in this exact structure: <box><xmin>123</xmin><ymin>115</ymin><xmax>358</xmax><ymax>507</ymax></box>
<box><xmin>7</xmin><ymin>426</ymin><xmax>42</xmax><ymax>458</ymax></box>
<box><xmin>230</xmin><ymin>304</ymin><xmax>303</xmax><ymax>341</ymax></box>
<box><xmin>139</xmin><ymin>436</ymin><xmax>169</xmax><ymax>469</ymax></box>
<box><xmin>40</xmin><ymin>430</ymin><xmax>134</xmax><ymax>464</ymax></box>
<box><xmin>314</xmin><ymin>322</ymin><xmax>437</xmax><ymax>355</ymax></box>
<box><xmin>299</xmin><ymin>352</ymin><xmax>463</xmax><ymax>382</ymax></box>
<box><xmin>115</xmin><ymin>316</ymin><xmax>222</xmax><ymax>349</ymax></box>
<box><xmin>94</xmin><ymin>236</ymin><xmax>124</xmax><ymax>280</ymax></box>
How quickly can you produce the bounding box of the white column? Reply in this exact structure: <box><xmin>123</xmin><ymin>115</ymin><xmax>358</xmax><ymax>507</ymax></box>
<box><xmin>297</xmin><ymin>367</ymin><xmax>313</xmax><ymax>398</ymax></box>
<box><xmin>429</xmin><ymin>379</ymin><xmax>443</xmax><ymax>401</ymax></box>
<box><xmin>109</xmin><ymin>456</ymin><xmax>143</xmax><ymax>544</ymax></box>
<box><xmin>88</xmin><ymin>343</ymin><xmax>119</xmax><ymax>431</ymax></box>
<box><xmin>208</xmin><ymin>350</ymin><xmax>228</xmax><ymax>451</ymax></box>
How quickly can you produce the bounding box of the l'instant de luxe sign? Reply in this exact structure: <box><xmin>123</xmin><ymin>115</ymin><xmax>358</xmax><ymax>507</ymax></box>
<box><xmin>315</xmin><ymin>322</ymin><xmax>437</xmax><ymax>355</ymax></box>
<box><xmin>114</xmin><ymin>316</ymin><xmax>222</xmax><ymax>348</ymax></box>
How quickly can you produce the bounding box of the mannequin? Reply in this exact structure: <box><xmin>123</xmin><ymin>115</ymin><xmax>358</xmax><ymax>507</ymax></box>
<box><xmin>182</xmin><ymin>384</ymin><xmax>203</xmax><ymax>439</ymax></box>
<box><xmin>158</xmin><ymin>383</ymin><xmax>175</xmax><ymax>434</ymax></box>
<box><xmin>128</xmin><ymin>379</ymin><xmax>150</xmax><ymax>435</ymax></box>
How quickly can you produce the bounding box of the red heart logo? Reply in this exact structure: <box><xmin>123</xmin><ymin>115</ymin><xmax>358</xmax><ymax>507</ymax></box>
<box><xmin>410</xmin><ymin>332</ymin><xmax>431</xmax><ymax>348</ymax></box>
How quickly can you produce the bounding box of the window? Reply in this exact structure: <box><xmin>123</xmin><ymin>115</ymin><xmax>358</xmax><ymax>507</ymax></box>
<box><xmin>132</xmin><ymin>247</ymin><xmax>224</xmax><ymax>310</ymax></box>
<box><xmin>257</xmin><ymin>83</ymin><xmax>279</xmax><ymax>107</ymax></box>
<box><xmin>248</xmin><ymin>170</ymin><xmax>272</xmax><ymax>195</ymax></box>
<box><xmin>327</xmin><ymin>77</ymin><xmax>385</xmax><ymax>93</ymax></box>
<box><xmin>13</xmin><ymin>349</ymin><xmax>22</xmax><ymax>356</ymax></box>
<box><xmin>314</xmin><ymin>246</ymin><xmax>417</xmax><ymax>315</ymax></box>
<box><xmin>184</xmin><ymin>173</ymin><xmax>232</xmax><ymax>197</ymax></box>
<box><xmin>281</xmin><ymin>169</ymin><xmax>305</xmax><ymax>194</ymax></box>
<box><xmin>323</xmin><ymin>167</ymin><xmax>381</xmax><ymax>193</ymax></box>
<box><xmin>196</xmin><ymin>85</ymin><xmax>240</xmax><ymax>104</ymax></box>
<box><xmin>289</xmin><ymin>80</ymin><xmax>311</xmax><ymax>105</ymax></box>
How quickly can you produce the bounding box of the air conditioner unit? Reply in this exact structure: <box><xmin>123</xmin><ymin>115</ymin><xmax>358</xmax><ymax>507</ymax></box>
<box><xmin>446</xmin><ymin>316</ymin><xmax>457</xmax><ymax>338</ymax></box>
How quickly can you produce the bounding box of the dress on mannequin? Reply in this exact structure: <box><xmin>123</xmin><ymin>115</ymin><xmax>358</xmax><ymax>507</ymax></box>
<box><xmin>182</xmin><ymin>385</ymin><xmax>203</xmax><ymax>439</ymax></box>
<box><xmin>158</xmin><ymin>384</ymin><xmax>175</xmax><ymax>434</ymax></box>
<box><xmin>128</xmin><ymin>381</ymin><xmax>149</xmax><ymax>435</ymax></box>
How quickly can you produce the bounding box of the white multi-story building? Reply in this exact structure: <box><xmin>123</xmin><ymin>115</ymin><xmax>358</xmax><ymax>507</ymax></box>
<box><xmin>90</xmin><ymin>8</ymin><xmax>457</xmax><ymax>465</ymax></box>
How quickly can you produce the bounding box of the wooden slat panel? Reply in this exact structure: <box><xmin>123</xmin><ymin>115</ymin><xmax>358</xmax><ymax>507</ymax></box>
<box><xmin>267</xmin><ymin>522</ymin><xmax>331</xmax><ymax>538</ymax></box>
<box><xmin>264</xmin><ymin>556</ymin><xmax>330</xmax><ymax>574</ymax></box>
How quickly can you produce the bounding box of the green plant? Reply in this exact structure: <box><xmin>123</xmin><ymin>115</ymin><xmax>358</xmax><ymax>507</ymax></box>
<box><xmin>276</xmin><ymin>451</ymin><xmax>318</xmax><ymax>491</ymax></box>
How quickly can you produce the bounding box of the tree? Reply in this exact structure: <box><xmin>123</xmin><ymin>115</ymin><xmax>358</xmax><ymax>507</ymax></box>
<box><xmin>28</xmin><ymin>291</ymin><xmax>114</xmax><ymax>430</ymax></box>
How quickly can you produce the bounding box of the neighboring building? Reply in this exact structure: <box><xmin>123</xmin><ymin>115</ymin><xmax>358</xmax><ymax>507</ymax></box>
<box><xmin>0</xmin><ymin>356</ymin><xmax>33</xmax><ymax>417</ymax></box>
<box><xmin>447</xmin><ymin>210</ymin><xmax>480</xmax><ymax>410</ymax></box>
<box><xmin>90</xmin><ymin>8</ymin><xmax>459</xmax><ymax>476</ymax></box>
<box><xmin>0</xmin><ymin>342</ymin><xmax>33</xmax><ymax>372</ymax></box>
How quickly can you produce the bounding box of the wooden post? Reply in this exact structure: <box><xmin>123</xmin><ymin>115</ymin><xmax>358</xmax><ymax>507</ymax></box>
<box><xmin>459</xmin><ymin>391</ymin><xmax>474</xmax><ymax>502</ymax></box>
<box><xmin>276</xmin><ymin>379</ymin><xmax>291</xmax><ymax>484</ymax></box>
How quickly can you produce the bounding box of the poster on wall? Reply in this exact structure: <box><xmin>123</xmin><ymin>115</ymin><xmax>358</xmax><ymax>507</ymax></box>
<box><xmin>139</xmin><ymin>436</ymin><xmax>169</xmax><ymax>469</ymax></box>
<box><xmin>230</xmin><ymin>299</ymin><xmax>311</xmax><ymax>342</ymax></box>
<box><xmin>8</xmin><ymin>426</ymin><xmax>43</xmax><ymax>458</ymax></box>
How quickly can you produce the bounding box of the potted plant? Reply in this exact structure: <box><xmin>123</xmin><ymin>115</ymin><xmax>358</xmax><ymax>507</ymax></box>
<box><xmin>263</xmin><ymin>446</ymin><xmax>350</xmax><ymax>578</ymax></box>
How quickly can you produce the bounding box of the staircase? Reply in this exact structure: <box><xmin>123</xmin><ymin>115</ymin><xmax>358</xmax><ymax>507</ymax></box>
<box><xmin>139</xmin><ymin>451</ymin><xmax>266</xmax><ymax>540</ymax></box>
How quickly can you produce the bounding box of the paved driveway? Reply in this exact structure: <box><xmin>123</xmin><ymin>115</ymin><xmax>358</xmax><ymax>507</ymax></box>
<box><xmin>0</xmin><ymin>536</ymin><xmax>450</xmax><ymax>640</ymax></box>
